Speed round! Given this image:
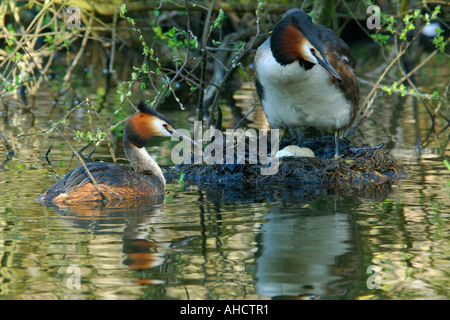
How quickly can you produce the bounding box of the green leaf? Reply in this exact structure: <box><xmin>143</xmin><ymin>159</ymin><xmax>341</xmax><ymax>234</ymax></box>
<box><xmin>444</xmin><ymin>160</ymin><xmax>450</xmax><ymax>171</ymax></box>
<box><xmin>86</xmin><ymin>131</ymin><xmax>93</xmax><ymax>143</ymax></box>
<box><xmin>433</xmin><ymin>91</ymin><xmax>439</xmax><ymax>100</ymax></box>
<box><xmin>119</xmin><ymin>3</ymin><xmax>127</xmax><ymax>15</ymax></box>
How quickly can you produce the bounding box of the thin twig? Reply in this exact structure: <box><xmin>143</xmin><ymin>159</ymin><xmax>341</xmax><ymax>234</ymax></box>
<box><xmin>206</xmin><ymin>3</ymin><xmax>263</xmax><ymax>129</ymax></box>
<box><xmin>85</xmin><ymin>97</ymin><xmax>117</xmax><ymax>163</ymax></box>
<box><xmin>109</xmin><ymin>9</ymin><xmax>118</xmax><ymax>73</ymax></box>
<box><xmin>196</xmin><ymin>0</ymin><xmax>216</xmax><ymax>122</ymax></box>
<box><xmin>35</xmin><ymin>145</ymin><xmax>60</xmax><ymax>178</ymax></box>
<box><xmin>0</xmin><ymin>131</ymin><xmax>14</xmax><ymax>155</ymax></box>
<box><xmin>51</xmin><ymin>121</ymin><xmax>108</xmax><ymax>203</ymax></box>
<box><xmin>397</xmin><ymin>36</ymin><xmax>449</xmax><ymax>85</ymax></box>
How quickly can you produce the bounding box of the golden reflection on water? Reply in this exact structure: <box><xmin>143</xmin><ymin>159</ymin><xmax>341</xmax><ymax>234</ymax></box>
<box><xmin>0</xmin><ymin>52</ymin><xmax>449</xmax><ymax>300</ymax></box>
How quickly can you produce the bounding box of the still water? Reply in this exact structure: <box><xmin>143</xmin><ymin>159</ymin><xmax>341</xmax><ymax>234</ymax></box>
<box><xmin>0</xmin><ymin>63</ymin><xmax>449</xmax><ymax>300</ymax></box>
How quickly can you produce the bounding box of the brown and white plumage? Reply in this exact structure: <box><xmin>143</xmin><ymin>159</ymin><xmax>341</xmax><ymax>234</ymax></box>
<box><xmin>36</xmin><ymin>101</ymin><xmax>195</xmax><ymax>205</ymax></box>
<box><xmin>255</xmin><ymin>9</ymin><xmax>359</xmax><ymax>157</ymax></box>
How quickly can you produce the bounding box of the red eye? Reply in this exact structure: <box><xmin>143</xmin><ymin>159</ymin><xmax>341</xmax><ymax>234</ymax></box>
<box><xmin>310</xmin><ymin>48</ymin><xmax>315</xmax><ymax>53</ymax></box>
<box><xmin>162</xmin><ymin>124</ymin><xmax>167</xmax><ymax>128</ymax></box>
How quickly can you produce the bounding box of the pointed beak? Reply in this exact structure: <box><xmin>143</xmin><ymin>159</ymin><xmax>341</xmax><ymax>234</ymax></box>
<box><xmin>170</xmin><ymin>129</ymin><xmax>198</xmax><ymax>146</ymax></box>
<box><xmin>316</xmin><ymin>56</ymin><xmax>342</xmax><ymax>81</ymax></box>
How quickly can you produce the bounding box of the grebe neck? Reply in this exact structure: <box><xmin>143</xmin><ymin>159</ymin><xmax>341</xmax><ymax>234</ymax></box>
<box><xmin>123</xmin><ymin>142</ymin><xmax>166</xmax><ymax>189</ymax></box>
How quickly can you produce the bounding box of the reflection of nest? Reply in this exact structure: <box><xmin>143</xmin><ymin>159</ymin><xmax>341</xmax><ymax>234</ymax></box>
<box><xmin>164</xmin><ymin>136</ymin><xmax>406</xmax><ymax>193</ymax></box>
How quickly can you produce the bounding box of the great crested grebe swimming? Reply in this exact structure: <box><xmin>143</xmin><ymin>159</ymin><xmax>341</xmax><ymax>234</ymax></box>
<box><xmin>36</xmin><ymin>100</ymin><xmax>195</xmax><ymax>205</ymax></box>
<box><xmin>254</xmin><ymin>9</ymin><xmax>359</xmax><ymax>157</ymax></box>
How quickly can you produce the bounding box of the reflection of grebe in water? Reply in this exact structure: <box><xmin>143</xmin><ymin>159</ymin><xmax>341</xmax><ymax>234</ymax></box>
<box><xmin>36</xmin><ymin>101</ymin><xmax>196</xmax><ymax>205</ymax></box>
<box><xmin>255</xmin><ymin>205</ymin><xmax>354</xmax><ymax>298</ymax></box>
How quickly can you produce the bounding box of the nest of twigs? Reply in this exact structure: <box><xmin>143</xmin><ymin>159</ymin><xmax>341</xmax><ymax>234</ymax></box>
<box><xmin>163</xmin><ymin>136</ymin><xmax>406</xmax><ymax>190</ymax></box>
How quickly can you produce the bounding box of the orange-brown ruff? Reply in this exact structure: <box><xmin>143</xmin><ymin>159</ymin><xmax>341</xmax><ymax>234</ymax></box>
<box><xmin>36</xmin><ymin>101</ymin><xmax>194</xmax><ymax>205</ymax></box>
<box><xmin>254</xmin><ymin>9</ymin><xmax>359</xmax><ymax>156</ymax></box>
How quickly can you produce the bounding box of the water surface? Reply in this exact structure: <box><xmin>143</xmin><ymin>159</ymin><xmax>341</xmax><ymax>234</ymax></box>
<box><xmin>0</xmin><ymin>46</ymin><xmax>449</xmax><ymax>301</ymax></box>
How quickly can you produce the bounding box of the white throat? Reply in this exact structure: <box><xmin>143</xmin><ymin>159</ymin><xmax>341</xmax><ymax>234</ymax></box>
<box><xmin>124</xmin><ymin>143</ymin><xmax>166</xmax><ymax>188</ymax></box>
<box><xmin>255</xmin><ymin>39</ymin><xmax>352</xmax><ymax>133</ymax></box>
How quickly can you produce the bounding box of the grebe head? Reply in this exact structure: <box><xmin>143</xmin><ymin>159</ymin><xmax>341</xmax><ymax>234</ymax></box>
<box><xmin>124</xmin><ymin>100</ymin><xmax>196</xmax><ymax>148</ymax></box>
<box><xmin>270</xmin><ymin>9</ymin><xmax>342</xmax><ymax>80</ymax></box>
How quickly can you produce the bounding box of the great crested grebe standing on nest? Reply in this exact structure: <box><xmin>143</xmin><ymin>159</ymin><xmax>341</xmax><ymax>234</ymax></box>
<box><xmin>254</xmin><ymin>9</ymin><xmax>359</xmax><ymax>157</ymax></box>
<box><xmin>36</xmin><ymin>101</ymin><xmax>195</xmax><ymax>205</ymax></box>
